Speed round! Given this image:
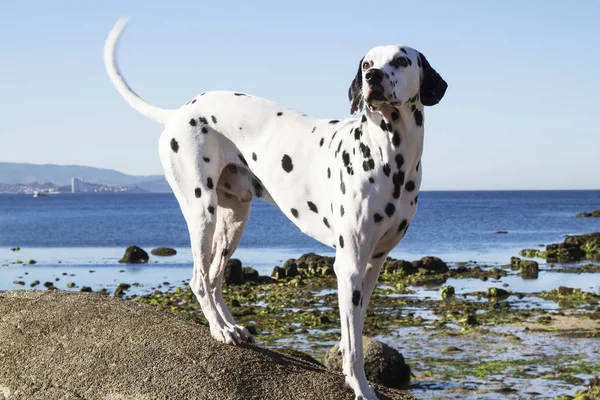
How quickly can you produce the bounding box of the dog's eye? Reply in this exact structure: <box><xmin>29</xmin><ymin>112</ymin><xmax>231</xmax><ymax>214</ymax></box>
<box><xmin>391</xmin><ymin>57</ymin><xmax>409</xmax><ymax>68</ymax></box>
<box><xmin>362</xmin><ymin>61</ymin><xmax>371</xmax><ymax>70</ymax></box>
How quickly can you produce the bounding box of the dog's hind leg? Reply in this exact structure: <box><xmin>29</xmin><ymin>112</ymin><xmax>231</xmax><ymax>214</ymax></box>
<box><xmin>334</xmin><ymin>249</ymin><xmax>379</xmax><ymax>400</ymax></box>
<box><xmin>206</xmin><ymin>189</ymin><xmax>254</xmax><ymax>344</ymax></box>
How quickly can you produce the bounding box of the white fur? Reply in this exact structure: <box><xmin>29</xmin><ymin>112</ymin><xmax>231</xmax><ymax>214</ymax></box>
<box><xmin>105</xmin><ymin>18</ymin><xmax>446</xmax><ymax>400</ymax></box>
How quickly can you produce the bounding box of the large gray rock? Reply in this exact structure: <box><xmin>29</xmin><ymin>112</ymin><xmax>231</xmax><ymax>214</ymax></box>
<box><xmin>118</xmin><ymin>245</ymin><xmax>149</xmax><ymax>264</ymax></box>
<box><xmin>0</xmin><ymin>291</ymin><xmax>415</xmax><ymax>400</ymax></box>
<box><xmin>326</xmin><ymin>336</ymin><xmax>411</xmax><ymax>389</ymax></box>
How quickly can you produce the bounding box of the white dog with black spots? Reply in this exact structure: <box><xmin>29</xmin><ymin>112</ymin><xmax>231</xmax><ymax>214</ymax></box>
<box><xmin>104</xmin><ymin>18</ymin><xmax>447</xmax><ymax>400</ymax></box>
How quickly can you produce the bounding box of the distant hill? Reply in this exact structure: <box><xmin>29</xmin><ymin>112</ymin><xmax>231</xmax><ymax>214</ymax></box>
<box><xmin>0</xmin><ymin>162</ymin><xmax>170</xmax><ymax>192</ymax></box>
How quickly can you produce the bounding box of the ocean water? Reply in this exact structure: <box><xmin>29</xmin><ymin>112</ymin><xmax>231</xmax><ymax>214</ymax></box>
<box><xmin>1</xmin><ymin>191</ymin><xmax>599</xmax><ymax>292</ymax></box>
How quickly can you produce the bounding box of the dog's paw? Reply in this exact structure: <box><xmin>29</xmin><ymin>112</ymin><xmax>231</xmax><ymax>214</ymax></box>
<box><xmin>210</xmin><ymin>324</ymin><xmax>254</xmax><ymax>346</ymax></box>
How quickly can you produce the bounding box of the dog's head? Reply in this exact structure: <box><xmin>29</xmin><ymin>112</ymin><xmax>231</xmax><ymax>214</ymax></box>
<box><xmin>348</xmin><ymin>45</ymin><xmax>447</xmax><ymax>115</ymax></box>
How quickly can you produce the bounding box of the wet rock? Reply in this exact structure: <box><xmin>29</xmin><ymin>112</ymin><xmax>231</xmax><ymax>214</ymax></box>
<box><xmin>487</xmin><ymin>287</ymin><xmax>510</xmax><ymax>300</ymax></box>
<box><xmin>67</xmin><ymin>282</ymin><xmax>76</xmax><ymax>288</ymax></box>
<box><xmin>441</xmin><ymin>346</ymin><xmax>463</xmax><ymax>353</ymax></box>
<box><xmin>30</xmin><ymin>280</ymin><xmax>40</xmax><ymax>287</ymax></box>
<box><xmin>283</xmin><ymin>253</ymin><xmax>335</xmax><ymax>278</ymax></box>
<box><xmin>411</xmin><ymin>256</ymin><xmax>449</xmax><ymax>274</ymax></box>
<box><xmin>278</xmin><ymin>348</ymin><xmax>323</xmax><ymax>367</ymax></box>
<box><xmin>27</xmin><ymin>259</ymin><xmax>37</xmax><ymax>265</ymax></box>
<box><xmin>326</xmin><ymin>336</ymin><xmax>411</xmax><ymax>389</ymax></box>
<box><xmin>461</xmin><ymin>314</ymin><xmax>478</xmax><ymax>326</ymax></box>
<box><xmin>576</xmin><ymin>210</ymin><xmax>600</xmax><ymax>218</ymax></box>
<box><xmin>520</xmin><ymin>249</ymin><xmax>542</xmax><ymax>258</ymax></box>
<box><xmin>118</xmin><ymin>245</ymin><xmax>149</xmax><ymax>264</ymax></box>
<box><xmin>13</xmin><ymin>281</ymin><xmax>25</xmax><ymax>286</ymax></box>
<box><xmin>12</xmin><ymin>260</ymin><xmax>23</xmax><ymax>265</ymax></box>
<box><xmin>80</xmin><ymin>286</ymin><xmax>92</xmax><ymax>293</ymax></box>
<box><xmin>383</xmin><ymin>259</ymin><xmax>416</xmax><ymax>275</ymax></box>
<box><xmin>242</xmin><ymin>267</ymin><xmax>259</xmax><ymax>281</ymax></box>
<box><xmin>440</xmin><ymin>285</ymin><xmax>455</xmax><ymax>299</ymax></box>
<box><xmin>10</xmin><ymin>247</ymin><xmax>20</xmax><ymax>251</ymax></box>
<box><xmin>231</xmin><ymin>299</ymin><xmax>241</xmax><ymax>307</ymax></box>
<box><xmin>150</xmin><ymin>247</ymin><xmax>177</xmax><ymax>256</ymax></box>
<box><xmin>43</xmin><ymin>282</ymin><xmax>55</xmax><ymax>290</ymax></box>
<box><xmin>511</xmin><ymin>257</ymin><xmax>540</xmax><ymax>278</ymax></box>
<box><xmin>271</xmin><ymin>266</ymin><xmax>286</xmax><ymax>280</ymax></box>
<box><xmin>494</xmin><ymin>231</ymin><xmax>508</xmax><ymax>234</ymax></box>
<box><xmin>223</xmin><ymin>259</ymin><xmax>243</xmax><ymax>285</ymax></box>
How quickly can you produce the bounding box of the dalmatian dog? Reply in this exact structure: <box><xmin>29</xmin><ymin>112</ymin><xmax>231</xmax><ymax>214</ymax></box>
<box><xmin>104</xmin><ymin>18</ymin><xmax>447</xmax><ymax>400</ymax></box>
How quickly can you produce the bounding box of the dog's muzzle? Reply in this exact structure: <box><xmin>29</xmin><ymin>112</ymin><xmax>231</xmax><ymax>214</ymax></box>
<box><xmin>364</xmin><ymin>68</ymin><xmax>388</xmax><ymax>103</ymax></box>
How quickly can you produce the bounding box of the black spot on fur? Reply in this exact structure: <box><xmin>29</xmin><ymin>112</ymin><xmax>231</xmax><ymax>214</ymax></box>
<box><xmin>277</xmin><ymin>112</ymin><xmax>283</xmax><ymax>116</ymax></box>
<box><xmin>221</xmin><ymin>248</ymin><xmax>229</xmax><ymax>257</ymax></box>
<box><xmin>329</xmin><ymin>120</ymin><xmax>339</xmax><ymax>124</ymax></box>
<box><xmin>170</xmin><ymin>138</ymin><xmax>179</xmax><ymax>153</ymax></box>
<box><xmin>398</xmin><ymin>219</ymin><xmax>408</xmax><ymax>232</ymax></box>
<box><xmin>374</xmin><ymin>213</ymin><xmax>383</xmax><ymax>223</ymax></box>
<box><xmin>252</xmin><ymin>152</ymin><xmax>257</xmax><ymax>161</ymax></box>
<box><xmin>207</xmin><ymin>205</ymin><xmax>215</xmax><ymax>214</ymax></box>
<box><xmin>340</xmin><ymin>205</ymin><xmax>345</xmax><ymax>217</ymax></box>
<box><xmin>194</xmin><ymin>188</ymin><xmax>201</xmax><ymax>198</ymax></box>
<box><xmin>203</xmin><ymin>157</ymin><xmax>210</xmax><ymax>162</ymax></box>
<box><xmin>323</xmin><ymin>217</ymin><xmax>330</xmax><ymax>228</ymax></box>
<box><xmin>369</xmin><ymin>177</ymin><xmax>375</xmax><ymax>183</ymax></box>
<box><xmin>395</xmin><ymin>154</ymin><xmax>404</xmax><ymax>169</ymax></box>
<box><xmin>359</xmin><ymin>143</ymin><xmax>371</xmax><ymax>158</ymax></box>
<box><xmin>383</xmin><ymin>164</ymin><xmax>391</xmax><ymax>177</ymax></box>
<box><xmin>291</xmin><ymin>208</ymin><xmax>299</xmax><ymax>218</ymax></box>
<box><xmin>312</xmin><ymin>126</ymin><xmax>316</xmax><ymax>133</ymax></box>
<box><xmin>207</xmin><ymin>177</ymin><xmax>214</xmax><ymax>190</ymax></box>
<box><xmin>340</xmin><ymin>181</ymin><xmax>346</xmax><ymax>195</ymax></box>
<box><xmin>307</xmin><ymin>201</ymin><xmax>318</xmax><ymax>213</ymax></box>
<box><xmin>342</xmin><ymin>151</ymin><xmax>350</xmax><ymax>167</ymax></box>
<box><xmin>253</xmin><ymin>179</ymin><xmax>263</xmax><ymax>198</ymax></box>
<box><xmin>327</xmin><ymin>168</ymin><xmax>331</xmax><ymax>179</ymax></box>
<box><xmin>392</xmin><ymin>171</ymin><xmax>405</xmax><ymax>199</ymax></box>
<box><xmin>189</xmin><ymin>118</ymin><xmax>197</xmax><ymax>126</ymax></box>
<box><xmin>380</xmin><ymin>120</ymin><xmax>388</xmax><ymax>132</ymax></box>
<box><xmin>361</xmin><ymin>114</ymin><xmax>367</xmax><ymax>123</ymax></box>
<box><xmin>339</xmin><ymin>235</ymin><xmax>345</xmax><ymax>248</ymax></box>
<box><xmin>411</xmin><ymin>105</ymin><xmax>416</xmax><ymax>112</ymax></box>
<box><xmin>362</xmin><ymin>159</ymin><xmax>375</xmax><ymax>171</ymax></box>
<box><xmin>352</xmin><ymin>290</ymin><xmax>361</xmax><ymax>306</ymax></box>
<box><xmin>238</xmin><ymin>154</ymin><xmax>248</xmax><ymax>166</ymax></box>
<box><xmin>224</xmin><ymin>182</ymin><xmax>231</xmax><ymax>190</ymax></box>
<box><xmin>416</xmin><ymin>160</ymin><xmax>421</xmax><ymax>172</ymax></box>
<box><xmin>319</xmin><ymin>138</ymin><xmax>324</xmax><ymax>147</ymax></box>
<box><xmin>413</xmin><ymin>109</ymin><xmax>423</xmax><ymax>126</ymax></box>
<box><xmin>201</xmin><ymin>127</ymin><xmax>208</xmax><ymax>134</ymax></box>
<box><xmin>199</xmin><ymin>117</ymin><xmax>208</xmax><ymax>125</ymax></box>
<box><xmin>354</xmin><ymin>127</ymin><xmax>363</xmax><ymax>140</ymax></box>
<box><xmin>401</xmin><ymin>48</ymin><xmax>408</xmax><ymax>54</ymax></box>
<box><xmin>191</xmin><ymin>99</ymin><xmax>196</xmax><ymax>104</ymax></box>
<box><xmin>373</xmin><ymin>252</ymin><xmax>385</xmax><ymax>259</ymax></box>
<box><xmin>234</xmin><ymin>92</ymin><xmax>246</xmax><ymax>96</ymax></box>
<box><xmin>414</xmin><ymin>195</ymin><xmax>419</xmax><ymax>204</ymax></box>
<box><xmin>210</xmin><ymin>115</ymin><xmax>217</xmax><ymax>124</ymax></box>
<box><xmin>281</xmin><ymin>155</ymin><xmax>293</xmax><ymax>172</ymax></box>
<box><xmin>336</xmin><ymin>140</ymin><xmax>343</xmax><ymax>156</ymax></box>
<box><xmin>392</xmin><ymin>131</ymin><xmax>401</xmax><ymax>147</ymax></box>
<box><xmin>391</xmin><ymin>111</ymin><xmax>399</xmax><ymax>121</ymax></box>
<box><xmin>385</xmin><ymin>203</ymin><xmax>396</xmax><ymax>217</ymax></box>
<box><xmin>405</xmin><ymin>180</ymin><xmax>416</xmax><ymax>191</ymax></box>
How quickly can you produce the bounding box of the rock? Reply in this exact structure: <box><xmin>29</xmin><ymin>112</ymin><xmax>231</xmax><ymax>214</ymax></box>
<box><xmin>10</xmin><ymin>247</ymin><xmax>20</xmax><ymax>252</ymax></box>
<box><xmin>277</xmin><ymin>348</ymin><xmax>324</xmax><ymax>367</ymax></box>
<box><xmin>326</xmin><ymin>336</ymin><xmax>411</xmax><ymax>389</ymax></box>
<box><xmin>223</xmin><ymin>259</ymin><xmax>243</xmax><ymax>285</ymax></box>
<box><xmin>66</xmin><ymin>282</ymin><xmax>76</xmax><ymax>288</ymax></box>
<box><xmin>271</xmin><ymin>266</ymin><xmax>286</xmax><ymax>280</ymax></box>
<box><xmin>576</xmin><ymin>210</ymin><xmax>600</xmax><ymax>218</ymax></box>
<box><xmin>30</xmin><ymin>280</ymin><xmax>40</xmax><ymax>288</ymax></box>
<box><xmin>284</xmin><ymin>263</ymin><xmax>300</xmax><ymax>278</ymax></box>
<box><xmin>150</xmin><ymin>247</ymin><xmax>177</xmax><ymax>256</ymax></box>
<box><xmin>13</xmin><ymin>281</ymin><xmax>25</xmax><ymax>286</ymax></box>
<box><xmin>118</xmin><ymin>245</ymin><xmax>149</xmax><ymax>264</ymax></box>
<box><xmin>284</xmin><ymin>253</ymin><xmax>335</xmax><ymax>278</ymax></box>
<box><xmin>487</xmin><ymin>287</ymin><xmax>510</xmax><ymax>299</ymax></box>
<box><xmin>383</xmin><ymin>259</ymin><xmax>416</xmax><ymax>275</ymax></box>
<box><xmin>0</xmin><ymin>291</ymin><xmax>415</xmax><ymax>400</ymax></box>
<box><xmin>440</xmin><ymin>285</ymin><xmax>455</xmax><ymax>299</ymax></box>
<box><xmin>494</xmin><ymin>231</ymin><xmax>508</xmax><ymax>234</ymax></box>
<box><xmin>242</xmin><ymin>266</ymin><xmax>259</xmax><ymax>281</ymax></box>
<box><xmin>27</xmin><ymin>259</ymin><xmax>37</xmax><ymax>265</ymax></box>
<box><xmin>231</xmin><ymin>299</ymin><xmax>241</xmax><ymax>307</ymax></box>
<box><xmin>80</xmin><ymin>286</ymin><xmax>92</xmax><ymax>292</ymax></box>
<box><xmin>441</xmin><ymin>346</ymin><xmax>463</xmax><ymax>353</ymax></box>
<box><xmin>411</xmin><ymin>256</ymin><xmax>449</xmax><ymax>274</ymax></box>
<box><xmin>461</xmin><ymin>314</ymin><xmax>478</xmax><ymax>326</ymax></box>
<box><xmin>520</xmin><ymin>260</ymin><xmax>539</xmax><ymax>279</ymax></box>
<box><xmin>43</xmin><ymin>282</ymin><xmax>54</xmax><ymax>289</ymax></box>
<box><xmin>520</xmin><ymin>249</ymin><xmax>542</xmax><ymax>258</ymax></box>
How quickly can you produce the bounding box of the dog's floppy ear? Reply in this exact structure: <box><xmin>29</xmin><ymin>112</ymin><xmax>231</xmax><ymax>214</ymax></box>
<box><xmin>418</xmin><ymin>52</ymin><xmax>448</xmax><ymax>106</ymax></box>
<box><xmin>348</xmin><ymin>57</ymin><xmax>364</xmax><ymax>115</ymax></box>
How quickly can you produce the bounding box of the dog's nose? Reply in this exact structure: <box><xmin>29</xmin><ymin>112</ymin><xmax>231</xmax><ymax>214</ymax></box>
<box><xmin>365</xmin><ymin>68</ymin><xmax>384</xmax><ymax>84</ymax></box>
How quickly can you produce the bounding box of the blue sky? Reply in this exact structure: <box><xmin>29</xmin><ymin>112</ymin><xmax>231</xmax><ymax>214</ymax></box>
<box><xmin>1</xmin><ymin>1</ymin><xmax>598</xmax><ymax>190</ymax></box>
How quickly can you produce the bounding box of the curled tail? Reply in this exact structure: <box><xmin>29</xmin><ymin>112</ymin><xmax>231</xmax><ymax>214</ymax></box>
<box><xmin>104</xmin><ymin>18</ymin><xmax>173</xmax><ymax>125</ymax></box>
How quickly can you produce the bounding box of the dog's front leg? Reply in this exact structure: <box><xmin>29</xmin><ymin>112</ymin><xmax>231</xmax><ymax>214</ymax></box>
<box><xmin>334</xmin><ymin>251</ymin><xmax>378</xmax><ymax>400</ymax></box>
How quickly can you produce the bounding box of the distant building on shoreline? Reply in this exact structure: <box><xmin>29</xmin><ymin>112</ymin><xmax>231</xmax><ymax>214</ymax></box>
<box><xmin>71</xmin><ymin>177</ymin><xmax>84</xmax><ymax>193</ymax></box>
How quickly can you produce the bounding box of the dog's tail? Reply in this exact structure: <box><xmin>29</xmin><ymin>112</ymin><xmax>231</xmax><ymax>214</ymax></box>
<box><xmin>104</xmin><ymin>18</ymin><xmax>173</xmax><ymax>125</ymax></box>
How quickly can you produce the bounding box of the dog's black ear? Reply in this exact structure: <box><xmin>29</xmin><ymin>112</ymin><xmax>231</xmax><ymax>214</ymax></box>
<box><xmin>418</xmin><ymin>52</ymin><xmax>448</xmax><ymax>106</ymax></box>
<box><xmin>348</xmin><ymin>57</ymin><xmax>364</xmax><ymax>115</ymax></box>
